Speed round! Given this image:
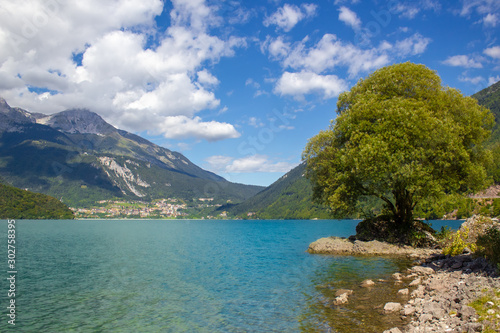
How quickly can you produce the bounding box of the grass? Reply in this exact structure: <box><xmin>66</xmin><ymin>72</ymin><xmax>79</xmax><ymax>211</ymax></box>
<box><xmin>469</xmin><ymin>288</ymin><xmax>500</xmax><ymax>332</ymax></box>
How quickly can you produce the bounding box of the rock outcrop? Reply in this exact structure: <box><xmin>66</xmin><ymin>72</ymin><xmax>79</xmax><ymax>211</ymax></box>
<box><xmin>307</xmin><ymin>237</ymin><xmax>439</xmax><ymax>258</ymax></box>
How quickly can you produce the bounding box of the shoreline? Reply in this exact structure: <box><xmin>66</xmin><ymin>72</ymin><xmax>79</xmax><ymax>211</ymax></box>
<box><xmin>308</xmin><ymin>237</ymin><xmax>500</xmax><ymax>332</ymax></box>
<box><xmin>386</xmin><ymin>253</ymin><xmax>499</xmax><ymax>333</ymax></box>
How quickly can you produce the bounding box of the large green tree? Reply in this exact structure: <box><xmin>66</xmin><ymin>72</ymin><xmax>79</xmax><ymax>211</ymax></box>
<box><xmin>303</xmin><ymin>62</ymin><xmax>494</xmax><ymax>234</ymax></box>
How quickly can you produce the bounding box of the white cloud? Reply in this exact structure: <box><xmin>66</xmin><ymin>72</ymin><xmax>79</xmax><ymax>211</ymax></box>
<box><xmin>393</xmin><ymin>4</ymin><xmax>420</xmax><ymax>19</ymax></box>
<box><xmin>0</xmin><ymin>0</ymin><xmax>245</xmax><ymax>142</ymax></box>
<box><xmin>248</xmin><ymin>117</ymin><xmax>265</xmax><ymax>128</ymax></box>
<box><xmin>392</xmin><ymin>1</ymin><xmax>440</xmax><ymax>19</ymax></box>
<box><xmin>460</xmin><ymin>0</ymin><xmax>500</xmax><ymax>17</ymax></box>
<box><xmin>443</xmin><ymin>55</ymin><xmax>483</xmax><ymax>68</ymax></box>
<box><xmin>275</xmin><ymin>34</ymin><xmax>391</xmax><ymax>77</ymax></box>
<box><xmin>197</xmin><ymin>69</ymin><xmax>220</xmax><ymax>87</ymax></box>
<box><xmin>489</xmin><ymin>75</ymin><xmax>500</xmax><ymax>85</ymax></box>
<box><xmin>394</xmin><ymin>33</ymin><xmax>431</xmax><ymax>56</ymax></box>
<box><xmin>262</xmin><ymin>31</ymin><xmax>432</xmax><ymax>100</ymax></box>
<box><xmin>264</xmin><ymin>3</ymin><xmax>317</xmax><ymax>32</ymax></box>
<box><xmin>160</xmin><ymin>116</ymin><xmax>241</xmax><ymax>142</ymax></box>
<box><xmin>483</xmin><ymin>13</ymin><xmax>498</xmax><ymax>26</ymax></box>
<box><xmin>484</xmin><ymin>46</ymin><xmax>500</xmax><ymax>59</ymax></box>
<box><xmin>274</xmin><ymin>71</ymin><xmax>348</xmax><ymax>100</ymax></box>
<box><xmin>459</xmin><ymin>0</ymin><xmax>500</xmax><ymax>27</ymax></box>
<box><xmin>459</xmin><ymin>75</ymin><xmax>484</xmax><ymax>84</ymax></box>
<box><xmin>206</xmin><ymin>154</ymin><xmax>296</xmax><ymax>173</ymax></box>
<box><xmin>263</xmin><ymin>36</ymin><xmax>291</xmax><ymax>59</ymax></box>
<box><xmin>338</xmin><ymin>7</ymin><xmax>361</xmax><ymax>29</ymax></box>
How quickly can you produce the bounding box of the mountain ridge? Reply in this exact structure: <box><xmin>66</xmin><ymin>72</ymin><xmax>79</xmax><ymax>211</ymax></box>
<box><xmin>0</xmin><ymin>98</ymin><xmax>263</xmax><ymax>206</ymax></box>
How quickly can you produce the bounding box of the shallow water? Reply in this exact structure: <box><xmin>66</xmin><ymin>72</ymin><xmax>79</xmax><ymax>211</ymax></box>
<box><xmin>0</xmin><ymin>219</ymin><xmax>462</xmax><ymax>332</ymax></box>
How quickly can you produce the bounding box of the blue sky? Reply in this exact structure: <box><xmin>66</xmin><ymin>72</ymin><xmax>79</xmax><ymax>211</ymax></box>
<box><xmin>0</xmin><ymin>0</ymin><xmax>499</xmax><ymax>186</ymax></box>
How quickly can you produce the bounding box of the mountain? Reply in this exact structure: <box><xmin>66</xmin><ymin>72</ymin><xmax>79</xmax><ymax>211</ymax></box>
<box><xmin>0</xmin><ymin>98</ymin><xmax>263</xmax><ymax>206</ymax></box>
<box><xmin>221</xmin><ymin>162</ymin><xmax>332</xmax><ymax>219</ymax></box>
<box><xmin>0</xmin><ymin>182</ymin><xmax>74</xmax><ymax>219</ymax></box>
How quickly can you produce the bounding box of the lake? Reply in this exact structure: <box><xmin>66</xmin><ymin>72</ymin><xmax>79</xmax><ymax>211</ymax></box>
<box><xmin>0</xmin><ymin>219</ymin><xmax>462</xmax><ymax>332</ymax></box>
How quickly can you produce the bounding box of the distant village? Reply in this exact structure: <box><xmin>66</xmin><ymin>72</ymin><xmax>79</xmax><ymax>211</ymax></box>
<box><xmin>71</xmin><ymin>198</ymin><xmax>230</xmax><ymax>219</ymax></box>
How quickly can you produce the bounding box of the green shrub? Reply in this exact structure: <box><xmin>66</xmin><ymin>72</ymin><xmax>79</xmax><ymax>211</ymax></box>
<box><xmin>443</xmin><ymin>226</ymin><xmax>477</xmax><ymax>256</ymax></box>
<box><xmin>475</xmin><ymin>227</ymin><xmax>500</xmax><ymax>267</ymax></box>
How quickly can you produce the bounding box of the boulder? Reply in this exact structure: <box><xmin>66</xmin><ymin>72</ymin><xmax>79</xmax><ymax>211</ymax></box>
<box><xmin>384</xmin><ymin>302</ymin><xmax>402</xmax><ymax>313</ymax></box>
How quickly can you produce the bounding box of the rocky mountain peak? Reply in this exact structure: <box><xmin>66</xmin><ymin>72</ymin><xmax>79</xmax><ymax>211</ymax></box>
<box><xmin>0</xmin><ymin>97</ymin><xmax>35</xmax><ymax>131</ymax></box>
<box><xmin>39</xmin><ymin>109</ymin><xmax>117</xmax><ymax>135</ymax></box>
<box><xmin>0</xmin><ymin>97</ymin><xmax>9</xmax><ymax>110</ymax></box>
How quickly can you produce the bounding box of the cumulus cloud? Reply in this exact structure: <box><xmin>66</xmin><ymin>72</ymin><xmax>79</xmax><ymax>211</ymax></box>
<box><xmin>394</xmin><ymin>33</ymin><xmax>431</xmax><ymax>56</ymax></box>
<box><xmin>264</xmin><ymin>3</ymin><xmax>317</xmax><ymax>32</ymax></box>
<box><xmin>161</xmin><ymin>116</ymin><xmax>241</xmax><ymax>141</ymax></box>
<box><xmin>205</xmin><ymin>154</ymin><xmax>296</xmax><ymax>173</ymax></box>
<box><xmin>278</xmin><ymin>34</ymin><xmax>390</xmax><ymax>77</ymax></box>
<box><xmin>443</xmin><ymin>55</ymin><xmax>483</xmax><ymax>68</ymax></box>
<box><xmin>274</xmin><ymin>71</ymin><xmax>348</xmax><ymax>100</ymax></box>
<box><xmin>0</xmin><ymin>0</ymin><xmax>244</xmax><ymax>142</ymax></box>
<box><xmin>338</xmin><ymin>7</ymin><xmax>361</xmax><ymax>29</ymax></box>
<box><xmin>484</xmin><ymin>46</ymin><xmax>500</xmax><ymax>59</ymax></box>
<box><xmin>261</xmin><ymin>31</ymin><xmax>432</xmax><ymax>100</ymax></box>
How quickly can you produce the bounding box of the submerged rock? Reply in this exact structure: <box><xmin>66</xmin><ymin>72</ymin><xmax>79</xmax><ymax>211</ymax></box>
<box><xmin>360</xmin><ymin>279</ymin><xmax>375</xmax><ymax>288</ymax></box>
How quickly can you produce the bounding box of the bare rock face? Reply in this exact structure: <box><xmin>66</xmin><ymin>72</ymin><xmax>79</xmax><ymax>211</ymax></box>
<box><xmin>39</xmin><ymin>109</ymin><xmax>117</xmax><ymax>135</ymax></box>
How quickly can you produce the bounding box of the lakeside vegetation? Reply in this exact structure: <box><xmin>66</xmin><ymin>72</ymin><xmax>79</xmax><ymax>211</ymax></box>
<box><xmin>303</xmin><ymin>62</ymin><xmax>494</xmax><ymax>244</ymax></box>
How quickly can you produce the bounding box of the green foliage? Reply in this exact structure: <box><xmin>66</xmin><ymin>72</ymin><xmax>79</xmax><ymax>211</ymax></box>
<box><xmin>435</xmin><ymin>226</ymin><xmax>453</xmax><ymax>241</ymax></box>
<box><xmin>0</xmin><ymin>183</ymin><xmax>74</xmax><ymax>219</ymax></box>
<box><xmin>443</xmin><ymin>226</ymin><xmax>477</xmax><ymax>256</ymax></box>
<box><xmin>303</xmin><ymin>62</ymin><xmax>494</xmax><ymax>229</ymax></box>
<box><xmin>476</xmin><ymin>227</ymin><xmax>500</xmax><ymax>267</ymax></box>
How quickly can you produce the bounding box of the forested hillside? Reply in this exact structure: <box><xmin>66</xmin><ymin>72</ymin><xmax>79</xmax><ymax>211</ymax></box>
<box><xmin>222</xmin><ymin>163</ymin><xmax>332</xmax><ymax>219</ymax></box>
<box><xmin>0</xmin><ymin>182</ymin><xmax>74</xmax><ymax>219</ymax></box>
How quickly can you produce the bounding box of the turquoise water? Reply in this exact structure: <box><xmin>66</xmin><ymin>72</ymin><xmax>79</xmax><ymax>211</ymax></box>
<box><xmin>0</xmin><ymin>219</ymin><xmax>462</xmax><ymax>332</ymax></box>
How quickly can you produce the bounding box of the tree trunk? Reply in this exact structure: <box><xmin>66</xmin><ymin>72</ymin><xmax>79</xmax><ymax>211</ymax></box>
<box><xmin>393</xmin><ymin>188</ymin><xmax>414</xmax><ymax>230</ymax></box>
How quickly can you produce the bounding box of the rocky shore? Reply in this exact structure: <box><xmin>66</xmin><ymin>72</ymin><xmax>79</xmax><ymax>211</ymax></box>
<box><xmin>307</xmin><ymin>236</ymin><xmax>440</xmax><ymax>258</ymax></box>
<box><xmin>385</xmin><ymin>253</ymin><xmax>500</xmax><ymax>333</ymax></box>
<box><xmin>309</xmin><ymin>216</ymin><xmax>500</xmax><ymax>332</ymax></box>
<box><xmin>324</xmin><ymin>250</ymin><xmax>500</xmax><ymax>332</ymax></box>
